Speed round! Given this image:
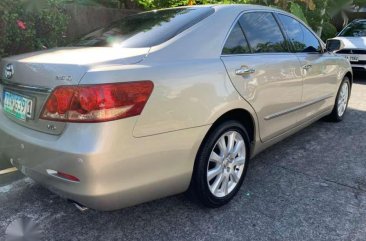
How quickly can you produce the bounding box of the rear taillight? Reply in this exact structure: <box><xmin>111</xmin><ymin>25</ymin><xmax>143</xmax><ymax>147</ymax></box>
<box><xmin>40</xmin><ymin>81</ymin><xmax>154</xmax><ymax>122</ymax></box>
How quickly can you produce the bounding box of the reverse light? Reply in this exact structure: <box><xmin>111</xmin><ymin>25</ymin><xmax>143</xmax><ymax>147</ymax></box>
<box><xmin>40</xmin><ymin>81</ymin><xmax>154</xmax><ymax>122</ymax></box>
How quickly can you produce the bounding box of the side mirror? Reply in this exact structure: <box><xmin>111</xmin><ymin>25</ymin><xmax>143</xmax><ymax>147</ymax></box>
<box><xmin>326</xmin><ymin>39</ymin><xmax>345</xmax><ymax>52</ymax></box>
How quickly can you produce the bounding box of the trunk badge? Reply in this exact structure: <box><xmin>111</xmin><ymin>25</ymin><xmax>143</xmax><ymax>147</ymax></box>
<box><xmin>4</xmin><ymin>64</ymin><xmax>14</xmax><ymax>79</ymax></box>
<box><xmin>56</xmin><ymin>75</ymin><xmax>72</xmax><ymax>81</ymax></box>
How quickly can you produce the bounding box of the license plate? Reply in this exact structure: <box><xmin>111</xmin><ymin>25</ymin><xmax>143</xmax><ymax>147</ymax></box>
<box><xmin>3</xmin><ymin>91</ymin><xmax>33</xmax><ymax>121</ymax></box>
<box><xmin>345</xmin><ymin>55</ymin><xmax>359</xmax><ymax>62</ymax></box>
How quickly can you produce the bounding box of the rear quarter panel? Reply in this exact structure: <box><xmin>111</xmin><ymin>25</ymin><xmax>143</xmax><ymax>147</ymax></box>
<box><xmin>80</xmin><ymin>59</ymin><xmax>259</xmax><ymax>138</ymax></box>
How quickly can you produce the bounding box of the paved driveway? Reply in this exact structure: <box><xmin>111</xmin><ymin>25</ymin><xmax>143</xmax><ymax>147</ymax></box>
<box><xmin>1</xmin><ymin>74</ymin><xmax>366</xmax><ymax>241</ymax></box>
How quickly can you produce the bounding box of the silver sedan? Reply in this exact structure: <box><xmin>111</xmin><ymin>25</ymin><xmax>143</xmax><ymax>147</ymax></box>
<box><xmin>0</xmin><ymin>5</ymin><xmax>352</xmax><ymax>211</ymax></box>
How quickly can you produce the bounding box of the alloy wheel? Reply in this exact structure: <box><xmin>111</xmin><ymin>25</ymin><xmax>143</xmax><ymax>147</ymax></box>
<box><xmin>337</xmin><ymin>82</ymin><xmax>349</xmax><ymax>117</ymax></box>
<box><xmin>207</xmin><ymin>131</ymin><xmax>246</xmax><ymax>198</ymax></box>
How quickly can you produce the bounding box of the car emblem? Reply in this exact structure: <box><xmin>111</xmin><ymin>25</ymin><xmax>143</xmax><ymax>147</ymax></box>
<box><xmin>4</xmin><ymin>64</ymin><xmax>14</xmax><ymax>79</ymax></box>
<box><xmin>56</xmin><ymin>75</ymin><xmax>72</xmax><ymax>82</ymax></box>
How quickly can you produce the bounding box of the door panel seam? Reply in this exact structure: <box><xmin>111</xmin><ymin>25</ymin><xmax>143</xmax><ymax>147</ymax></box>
<box><xmin>264</xmin><ymin>94</ymin><xmax>333</xmax><ymax>120</ymax></box>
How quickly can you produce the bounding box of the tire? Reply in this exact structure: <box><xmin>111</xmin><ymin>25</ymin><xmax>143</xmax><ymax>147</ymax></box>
<box><xmin>326</xmin><ymin>76</ymin><xmax>351</xmax><ymax>122</ymax></box>
<box><xmin>188</xmin><ymin>120</ymin><xmax>250</xmax><ymax>208</ymax></box>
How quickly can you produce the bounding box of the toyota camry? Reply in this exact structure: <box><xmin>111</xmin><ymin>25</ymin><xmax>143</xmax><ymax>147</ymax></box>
<box><xmin>0</xmin><ymin>5</ymin><xmax>352</xmax><ymax>211</ymax></box>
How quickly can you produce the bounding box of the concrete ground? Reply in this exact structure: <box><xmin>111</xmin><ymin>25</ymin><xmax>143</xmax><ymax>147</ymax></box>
<box><xmin>0</xmin><ymin>73</ymin><xmax>366</xmax><ymax>241</ymax></box>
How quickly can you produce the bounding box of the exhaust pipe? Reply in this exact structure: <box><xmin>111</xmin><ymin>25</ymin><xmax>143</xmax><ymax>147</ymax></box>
<box><xmin>69</xmin><ymin>200</ymin><xmax>89</xmax><ymax>212</ymax></box>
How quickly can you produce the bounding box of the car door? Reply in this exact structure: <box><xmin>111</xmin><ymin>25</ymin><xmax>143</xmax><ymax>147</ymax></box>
<box><xmin>276</xmin><ymin>13</ymin><xmax>338</xmax><ymax>121</ymax></box>
<box><xmin>221</xmin><ymin>11</ymin><xmax>303</xmax><ymax>142</ymax></box>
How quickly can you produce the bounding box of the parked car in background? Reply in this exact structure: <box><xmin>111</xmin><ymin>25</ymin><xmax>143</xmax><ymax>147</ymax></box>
<box><xmin>0</xmin><ymin>5</ymin><xmax>352</xmax><ymax>211</ymax></box>
<box><xmin>328</xmin><ymin>19</ymin><xmax>366</xmax><ymax>72</ymax></box>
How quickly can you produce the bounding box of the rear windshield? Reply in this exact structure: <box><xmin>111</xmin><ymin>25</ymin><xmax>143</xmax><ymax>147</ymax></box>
<box><xmin>73</xmin><ymin>7</ymin><xmax>214</xmax><ymax>48</ymax></box>
<box><xmin>339</xmin><ymin>21</ymin><xmax>366</xmax><ymax>37</ymax></box>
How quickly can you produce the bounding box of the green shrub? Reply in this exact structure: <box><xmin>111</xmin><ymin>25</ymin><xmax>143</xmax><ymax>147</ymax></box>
<box><xmin>62</xmin><ymin>0</ymin><xmax>120</xmax><ymax>8</ymax></box>
<box><xmin>0</xmin><ymin>0</ymin><xmax>69</xmax><ymax>58</ymax></box>
<box><xmin>321</xmin><ymin>21</ymin><xmax>337</xmax><ymax>41</ymax></box>
<box><xmin>137</xmin><ymin>0</ymin><xmax>188</xmax><ymax>9</ymax></box>
<box><xmin>137</xmin><ymin>0</ymin><xmax>259</xmax><ymax>9</ymax></box>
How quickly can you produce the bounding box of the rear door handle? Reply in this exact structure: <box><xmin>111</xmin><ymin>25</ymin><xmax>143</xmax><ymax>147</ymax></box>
<box><xmin>235</xmin><ymin>67</ymin><xmax>256</xmax><ymax>76</ymax></box>
<box><xmin>303</xmin><ymin>64</ymin><xmax>312</xmax><ymax>70</ymax></box>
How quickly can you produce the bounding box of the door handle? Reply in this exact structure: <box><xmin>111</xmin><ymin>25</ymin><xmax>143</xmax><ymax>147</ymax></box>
<box><xmin>235</xmin><ymin>67</ymin><xmax>256</xmax><ymax>76</ymax></box>
<box><xmin>303</xmin><ymin>64</ymin><xmax>312</xmax><ymax>70</ymax></box>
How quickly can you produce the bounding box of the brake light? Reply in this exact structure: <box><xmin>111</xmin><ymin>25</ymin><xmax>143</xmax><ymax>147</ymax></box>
<box><xmin>40</xmin><ymin>81</ymin><xmax>154</xmax><ymax>122</ymax></box>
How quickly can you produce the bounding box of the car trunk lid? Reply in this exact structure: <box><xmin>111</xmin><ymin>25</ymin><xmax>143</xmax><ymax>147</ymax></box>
<box><xmin>0</xmin><ymin>47</ymin><xmax>149</xmax><ymax>135</ymax></box>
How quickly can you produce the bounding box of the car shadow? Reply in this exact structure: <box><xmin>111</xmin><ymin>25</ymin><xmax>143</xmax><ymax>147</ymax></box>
<box><xmin>353</xmin><ymin>71</ymin><xmax>366</xmax><ymax>84</ymax></box>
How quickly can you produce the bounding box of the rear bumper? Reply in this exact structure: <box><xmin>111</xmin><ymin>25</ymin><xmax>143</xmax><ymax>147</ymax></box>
<box><xmin>0</xmin><ymin>109</ymin><xmax>209</xmax><ymax>211</ymax></box>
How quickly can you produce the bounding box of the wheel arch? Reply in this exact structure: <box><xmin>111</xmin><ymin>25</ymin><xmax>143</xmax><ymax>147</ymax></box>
<box><xmin>196</xmin><ymin>108</ymin><xmax>257</xmax><ymax>162</ymax></box>
<box><xmin>344</xmin><ymin>71</ymin><xmax>353</xmax><ymax>87</ymax></box>
<box><xmin>210</xmin><ymin>109</ymin><xmax>255</xmax><ymax>145</ymax></box>
<box><xmin>188</xmin><ymin>108</ymin><xmax>256</xmax><ymax>197</ymax></box>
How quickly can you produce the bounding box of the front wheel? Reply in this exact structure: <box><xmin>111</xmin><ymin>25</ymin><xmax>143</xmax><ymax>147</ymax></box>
<box><xmin>188</xmin><ymin>120</ymin><xmax>250</xmax><ymax>208</ymax></box>
<box><xmin>327</xmin><ymin>76</ymin><xmax>351</xmax><ymax>122</ymax></box>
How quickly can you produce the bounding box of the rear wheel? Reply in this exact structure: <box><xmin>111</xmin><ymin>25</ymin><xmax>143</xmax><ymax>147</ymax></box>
<box><xmin>189</xmin><ymin>120</ymin><xmax>250</xmax><ymax>207</ymax></box>
<box><xmin>327</xmin><ymin>77</ymin><xmax>350</xmax><ymax>122</ymax></box>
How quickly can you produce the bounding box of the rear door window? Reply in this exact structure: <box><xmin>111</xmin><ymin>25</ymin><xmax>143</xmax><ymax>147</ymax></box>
<box><xmin>222</xmin><ymin>23</ymin><xmax>251</xmax><ymax>55</ymax></box>
<box><xmin>277</xmin><ymin>14</ymin><xmax>322</xmax><ymax>53</ymax></box>
<box><xmin>239</xmin><ymin>12</ymin><xmax>288</xmax><ymax>53</ymax></box>
<box><xmin>73</xmin><ymin>7</ymin><xmax>214</xmax><ymax>48</ymax></box>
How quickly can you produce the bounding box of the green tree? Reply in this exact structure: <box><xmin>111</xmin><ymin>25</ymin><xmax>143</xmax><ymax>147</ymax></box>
<box><xmin>64</xmin><ymin>0</ymin><xmax>366</xmax><ymax>40</ymax></box>
<box><xmin>0</xmin><ymin>0</ymin><xmax>69</xmax><ymax>57</ymax></box>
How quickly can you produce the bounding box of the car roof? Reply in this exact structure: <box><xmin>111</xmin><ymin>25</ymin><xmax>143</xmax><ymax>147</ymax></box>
<box><xmin>169</xmin><ymin>4</ymin><xmax>287</xmax><ymax>13</ymax></box>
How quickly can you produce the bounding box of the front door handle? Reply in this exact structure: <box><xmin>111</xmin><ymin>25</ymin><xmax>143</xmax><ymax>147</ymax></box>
<box><xmin>303</xmin><ymin>64</ymin><xmax>312</xmax><ymax>70</ymax></box>
<box><xmin>235</xmin><ymin>67</ymin><xmax>256</xmax><ymax>76</ymax></box>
